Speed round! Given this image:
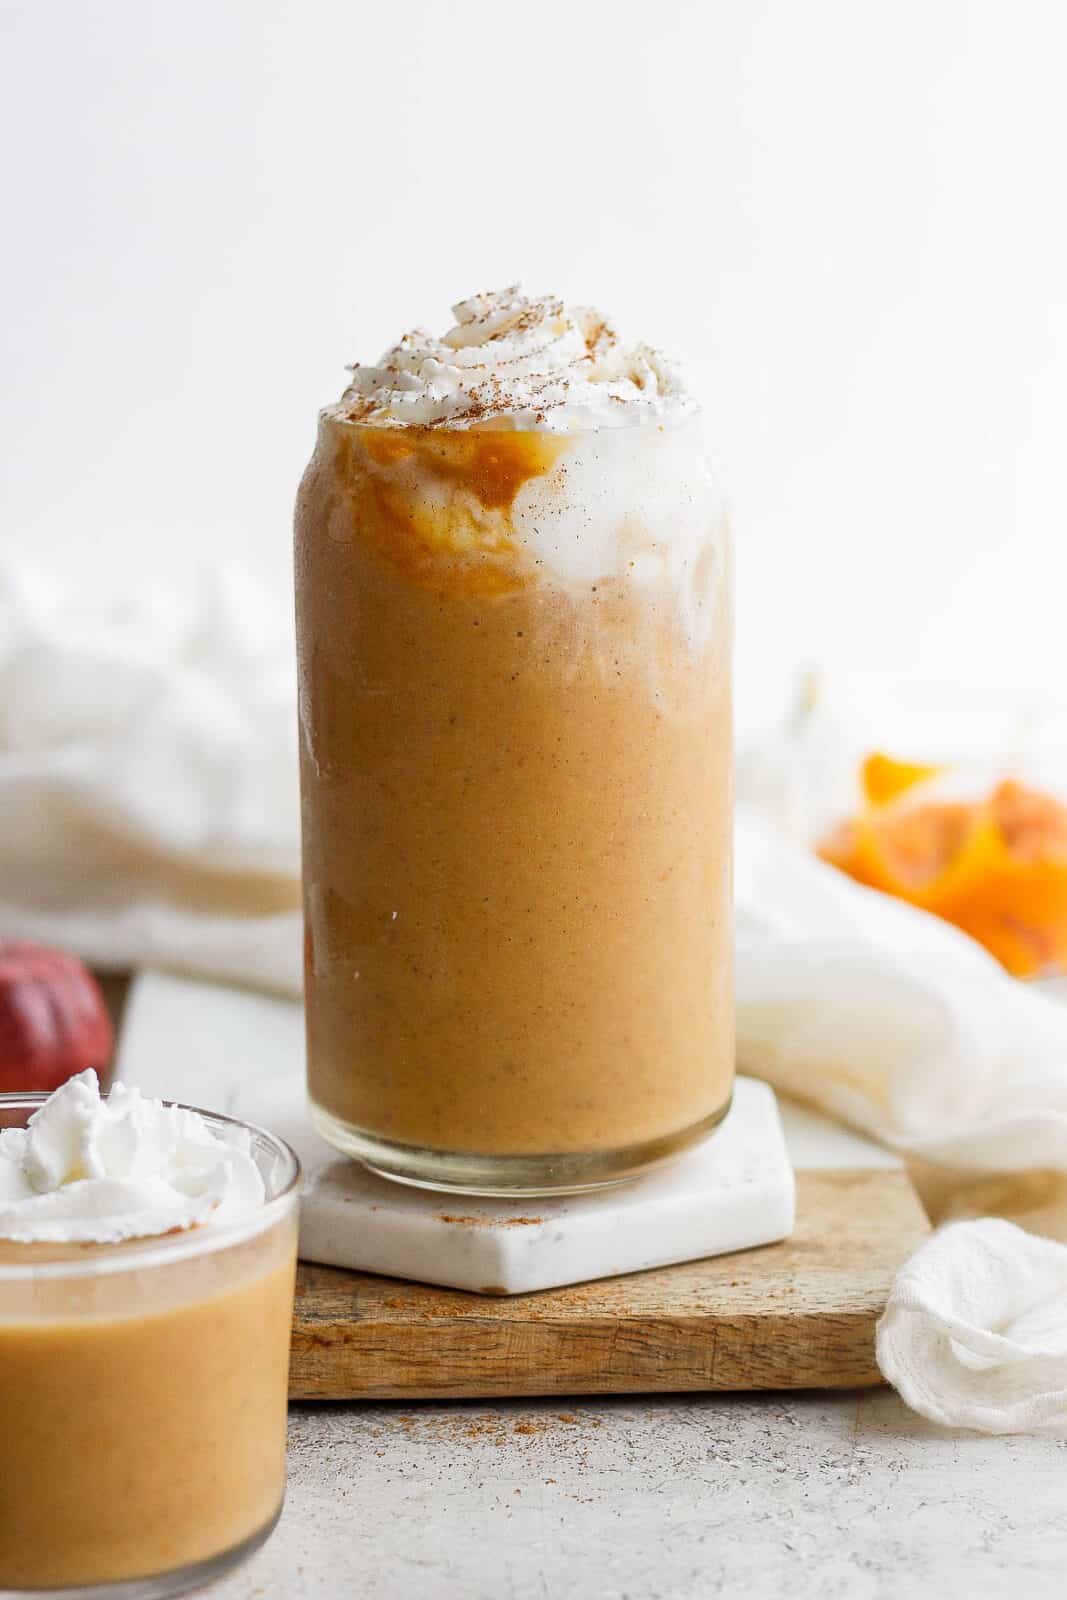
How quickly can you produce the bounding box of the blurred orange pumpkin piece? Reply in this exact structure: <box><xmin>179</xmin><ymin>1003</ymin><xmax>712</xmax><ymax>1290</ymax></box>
<box><xmin>860</xmin><ymin>752</ymin><xmax>942</xmax><ymax>809</ymax></box>
<box><xmin>819</xmin><ymin>760</ymin><xmax>1067</xmax><ymax>978</ymax></box>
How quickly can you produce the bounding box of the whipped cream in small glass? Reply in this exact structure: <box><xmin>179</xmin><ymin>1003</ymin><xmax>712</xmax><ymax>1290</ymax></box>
<box><xmin>0</xmin><ymin>1069</ymin><xmax>265</xmax><ymax>1244</ymax></box>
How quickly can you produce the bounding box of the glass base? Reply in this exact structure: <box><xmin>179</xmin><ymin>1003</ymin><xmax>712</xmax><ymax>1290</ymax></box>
<box><xmin>308</xmin><ymin>1097</ymin><xmax>733</xmax><ymax>1197</ymax></box>
<box><xmin>1</xmin><ymin>1505</ymin><xmax>281</xmax><ymax>1599</ymax></box>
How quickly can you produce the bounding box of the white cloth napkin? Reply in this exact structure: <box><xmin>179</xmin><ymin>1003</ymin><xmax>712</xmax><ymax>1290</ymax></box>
<box><xmin>735</xmin><ymin>812</ymin><xmax>1067</xmax><ymax>1432</ymax></box>
<box><xmin>5</xmin><ymin>562</ymin><xmax>1067</xmax><ymax>1431</ymax></box>
<box><xmin>735</xmin><ymin>814</ymin><xmax>1067</xmax><ymax>1176</ymax></box>
<box><xmin>876</xmin><ymin>1220</ymin><xmax>1067</xmax><ymax>1434</ymax></box>
<box><xmin>0</xmin><ymin>558</ymin><xmax>302</xmax><ymax>994</ymax></box>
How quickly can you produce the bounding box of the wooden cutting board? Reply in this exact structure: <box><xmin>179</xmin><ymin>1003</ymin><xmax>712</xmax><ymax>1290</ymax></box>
<box><xmin>289</xmin><ymin>1168</ymin><xmax>929</xmax><ymax>1399</ymax></box>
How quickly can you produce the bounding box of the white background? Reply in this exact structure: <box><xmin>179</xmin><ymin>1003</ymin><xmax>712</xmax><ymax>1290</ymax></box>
<box><xmin>1</xmin><ymin>0</ymin><xmax>1064</xmax><ymax>727</ymax></box>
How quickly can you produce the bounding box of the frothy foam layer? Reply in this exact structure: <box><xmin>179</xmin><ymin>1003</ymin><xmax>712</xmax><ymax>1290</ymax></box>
<box><xmin>334</xmin><ymin>286</ymin><xmax>695</xmax><ymax>432</ymax></box>
<box><xmin>325</xmin><ymin>412</ymin><xmax>727</xmax><ymax>651</ymax></box>
<box><xmin>0</xmin><ymin>1071</ymin><xmax>265</xmax><ymax>1244</ymax></box>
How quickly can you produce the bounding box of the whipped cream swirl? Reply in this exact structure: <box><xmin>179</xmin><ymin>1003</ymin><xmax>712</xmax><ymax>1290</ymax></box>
<box><xmin>0</xmin><ymin>1071</ymin><xmax>265</xmax><ymax>1244</ymax></box>
<box><xmin>333</xmin><ymin>286</ymin><xmax>696</xmax><ymax>431</ymax></box>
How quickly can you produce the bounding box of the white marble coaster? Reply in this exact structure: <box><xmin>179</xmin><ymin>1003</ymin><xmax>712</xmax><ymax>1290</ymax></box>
<box><xmin>232</xmin><ymin>1073</ymin><xmax>795</xmax><ymax>1295</ymax></box>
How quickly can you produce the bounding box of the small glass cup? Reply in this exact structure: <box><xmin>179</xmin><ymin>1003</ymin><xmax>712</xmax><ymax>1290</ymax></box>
<box><xmin>0</xmin><ymin>1098</ymin><xmax>300</xmax><ymax>1598</ymax></box>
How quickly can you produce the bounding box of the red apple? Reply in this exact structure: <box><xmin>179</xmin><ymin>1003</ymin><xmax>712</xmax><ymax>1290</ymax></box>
<box><xmin>0</xmin><ymin>942</ymin><xmax>115</xmax><ymax>1094</ymax></box>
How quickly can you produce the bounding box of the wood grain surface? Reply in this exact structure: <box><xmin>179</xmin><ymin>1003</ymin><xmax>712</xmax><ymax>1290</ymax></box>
<box><xmin>289</xmin><ymin>1168</ymin><xmax>929</xmax><ymax>1399</ymax></box>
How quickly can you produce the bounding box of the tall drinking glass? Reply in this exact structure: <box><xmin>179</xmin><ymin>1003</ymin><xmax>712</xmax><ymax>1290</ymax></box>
<box><xmin>296</xmin><ymin>410</ymin><xmax>732</xmax><ymax>1194</ymax></box>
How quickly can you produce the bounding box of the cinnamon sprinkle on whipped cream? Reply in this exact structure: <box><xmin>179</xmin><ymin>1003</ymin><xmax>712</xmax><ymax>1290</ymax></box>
<box><xmin>331</xmin><ymin>286</ymin><xmax>696</xmax><ymax>432</ymax></box>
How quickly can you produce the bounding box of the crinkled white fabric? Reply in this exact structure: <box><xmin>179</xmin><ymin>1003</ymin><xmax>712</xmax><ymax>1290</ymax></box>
<box><xmin>734</xmin><ymin>811</ymin><xmax>1067</xmax><ymax>1433</ymax></box>
<box><xmin>876</xmin><ymin>1220</ymin><xmax>1067</xmax><ymax>1434</ymax></box>
<box><xmin>0</xmin><ymin>558</ymin><xmax>302</xmax><ymax>994</ymax></box>
<box><xmin>735</xmin><ymin>814</ymin><xmax>1067</xmax><ymax>1174</ymax></box>
<box><xmin>736</xmin><ymin>671</ymin><xmax>1067</xmax><ymax>1434</ymax></box>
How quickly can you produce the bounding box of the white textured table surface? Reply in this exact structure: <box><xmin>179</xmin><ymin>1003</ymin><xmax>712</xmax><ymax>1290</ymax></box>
<box><xmin>209</xmin><ymin>1391</ymin><xmax>1066</xmax><ymax>1599</ymax></box>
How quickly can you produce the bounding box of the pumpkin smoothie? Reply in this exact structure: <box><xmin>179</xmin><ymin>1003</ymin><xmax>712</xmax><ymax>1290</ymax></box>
<box><xmin>296</xmin><ymin>287</ymin><xmax>733</xmax><ymax>1192</ymax></box>
<box><xmin>0</xmin><ymin>1072</ymin><xmax>299</xmax><ymax>1593</ymax></box>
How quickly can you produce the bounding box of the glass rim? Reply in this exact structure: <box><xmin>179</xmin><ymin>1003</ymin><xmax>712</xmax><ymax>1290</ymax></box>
<box><xmin>0</xmin><ymin>1093</ymin><xmax>301</xmax><ymax>1283</ymax></box>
